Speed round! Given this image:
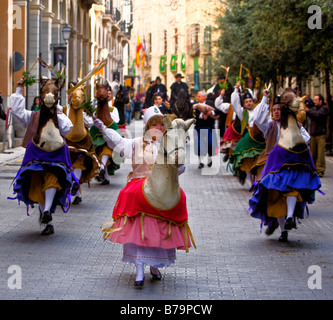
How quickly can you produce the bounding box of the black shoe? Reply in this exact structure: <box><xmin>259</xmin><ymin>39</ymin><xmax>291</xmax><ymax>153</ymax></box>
<box><xmin>41</xmin><ymin>224</ymin><xmax>54</xmax><ymax>236</ymax></box>
<box><xmin>265</xmin><ymin>220</ymin><xmax>278</xmax><ymax>236</ymax></box>
<box><xmin>134</xmin><ymin>277</ymin><xmax>145</xmax><ymax>288</ymax></box>
<box><xmin>40</xmin><ymin>211</ymin><xmax>52</xmax><ymax>224</ymax></box>
<box><xmin>198</xmin><ymin>163</ymin><xmax>204</xmax><ymax>169</ymax></box>
<box><xmin>72</xmin><ymin>196</ymin><xmax>82</xmax><ymax>204</ymax></box>
<box><xmin>71</xmin><ymin>181</ymin><xmax>80</xmax><ymax>196</ymax></box>
<box><xmin>278</xmin><ymin>231</ymin><xmax>288</xmax><ymax>242</ymax></box>
<box><xmin>238</xmin><ymin>171</ymin><xmax>247</xmax><ymax>185</ymax></box>
<box><xmin>100</xmin><ymin>179</ymin><xmax>110</xmax><ymax>185</ymax></box>
<box><xmin>150</xmin><ymin>267</ymin><xmax>162</xmax><ymax>281</ymax></box>
<box><xmin>99</xmin><ymin>169</ymin><xmax>106</xmax><ymax>181</ymax></box>
<box><xmin>207</xmin><ymin>160</ymin><xmax>213</xmax><ymax>167</ymax></box>
<box><xmin>284</xmin><ymin>217</ymin><xmax>296</xmax><ymax>230</ymax></box>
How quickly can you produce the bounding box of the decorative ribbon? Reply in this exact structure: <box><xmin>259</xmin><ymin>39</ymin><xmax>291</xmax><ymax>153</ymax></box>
<box><xmin>141</xmin><ymin>213</ymin><xmax>145</xmax><ymax>241</ymax></box>
<box><xmin>100</xmin><ymin>214</ymin><xmax>197</xmax><ymax>253</ymax></box>
<box><xmin>240</xmin><ymin>109</ymin><xmax>248</xmax><ymax>136</ymax></box>
<box><xmin>100</xmin><ymin>216</ymin><xmax>128</xmax><ymax>241</ymax></box>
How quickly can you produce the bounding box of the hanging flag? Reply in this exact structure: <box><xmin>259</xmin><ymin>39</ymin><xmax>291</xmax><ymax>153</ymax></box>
<box><xmin>160</xmin><ymin>55</ymin><xmax>166</xmax><ymax>74</ymax></box>
<box><xmin>181</xmin><ymin>53</ymin><xmax>186</xmax><ymax>71</ymax></box>
<box><xmin>135</xmin><ymin>36</ymin><xmax>142</xmax><ymax>67</ymax></box>
<box><xmin>142</xmin><ymin>38</ymin><xmax>146</xmax><ymax>69</ymax></box>
<box><xmin>170</xmin><ymin>54</ymin><xmax>177</xmax><ymax>73</ymax></box>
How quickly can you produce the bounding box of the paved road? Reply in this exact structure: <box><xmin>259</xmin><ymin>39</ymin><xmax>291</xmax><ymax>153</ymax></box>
<box><xmin>0</xmin><ymin>120</ymin><xmax>332</xmax><ymax>302</ymax></box>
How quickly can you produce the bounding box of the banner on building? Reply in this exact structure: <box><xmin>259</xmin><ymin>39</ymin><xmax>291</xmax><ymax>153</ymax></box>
<box><xmin>53</xmin><ymin>46</ymin><xmax>67</xmax><ymax>66</ymax></box>
<box><xmin>181</xmin><ymin>53</ymin><xmax>186</xmax><ymax>71</ymax></box>
<box><xmin>170</xmin><ymin>54</ymin><xmax>177</xmax><ymax>73</ymax></box>
<box><xmin>160</xmin><ymin>55</ymin><xmax>166</xmax><ymax>74</ymax></box>
<box><xmin>135</xmin><ymin>36</ymin><xmax>142</xmax><ymax>67</ymax></box>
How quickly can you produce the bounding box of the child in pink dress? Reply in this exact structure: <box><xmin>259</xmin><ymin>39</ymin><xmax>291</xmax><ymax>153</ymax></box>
<box><xmin>94</xmin><ymin>106</ymin><xmax>195</xmax><ymax>287</ymax></box>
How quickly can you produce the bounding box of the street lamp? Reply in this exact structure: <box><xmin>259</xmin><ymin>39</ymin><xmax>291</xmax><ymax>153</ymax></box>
<box><xmin>62</xmin><ymin>24</ymin><xmax>72</xmax><ymax>42</ymax></box>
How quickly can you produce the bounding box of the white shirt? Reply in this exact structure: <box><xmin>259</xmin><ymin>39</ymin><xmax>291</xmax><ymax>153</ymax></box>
<box><xmin>215</xmin><ymin>95</ymin><xmax>235</xmax><ymax>120</ymax></box>
<box><xmin>231</xmin><ymin>88</ymin><xmax>270</xmax><ymax>128</ymax></box>
<box><xmin>100</xmin><ymin>126</ymin><xmax>185</xmax><ymax>174</ymax></box>
<box><xmin>10</xmin><ymin>87</ymin><xmax>73</xmax><ymax>136</ymax></box>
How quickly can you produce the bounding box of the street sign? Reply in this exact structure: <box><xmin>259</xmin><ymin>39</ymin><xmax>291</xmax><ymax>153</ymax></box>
<box><xmin>13</xmin><ymin>52</ymin><xmax>24</xmax><ymax>72</ymax></box>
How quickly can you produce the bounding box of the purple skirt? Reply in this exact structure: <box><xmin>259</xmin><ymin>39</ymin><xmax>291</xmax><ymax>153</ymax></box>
<box><xmin>11</xmin><ymin>140</ymin><xmax>73</xmax><ymax>213</ymax></box>
<box><xmin>249</xmin><ymin>144</ymin><xmax>321</xmax><ymax>226</ymax></box>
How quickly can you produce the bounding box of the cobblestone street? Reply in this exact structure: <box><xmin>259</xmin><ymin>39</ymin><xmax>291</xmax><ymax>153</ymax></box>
<box><xmin>0</xmin><ymin>121</ymin><xmax>332</xmax><ymax>302</ymax></box>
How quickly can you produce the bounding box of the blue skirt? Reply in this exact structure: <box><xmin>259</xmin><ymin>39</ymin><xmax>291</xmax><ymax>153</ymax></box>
<box><xmin>249</xmin><ymin>144</ymin><xmax>321</xmax><ymax>226</ymax></box>
<box><xmin>11</xmin><ymin>141</ymin><xmax>73</xmax><ymax>213</ymax></box>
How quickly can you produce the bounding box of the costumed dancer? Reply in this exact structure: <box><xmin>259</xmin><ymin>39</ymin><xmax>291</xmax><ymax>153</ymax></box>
<box><xmin>251</xmin><ymin>95</ymin><xmax>310</xmax><ymax>240</ymax></box>
<box><xmin>63</xmin><ymin>84</ymin><xmax>100</xmax><ymax>204</ymax></box>
<box><xmin>228</xmin><ymin>81</ymin><xmax>269</xmax><ymax>185</ymax></box>
<box><xmin>215</xmin><ymin>87</ymin><xmax>242</xmax><ymax>163</ymax></box>
<box><xmin>113</xmin><ymin>85</ymin><xmax>129</xmax><ymax>137</ymax></box>
<box><xmin>97</xmin><ymin>106</ymin><xmax>196</xmax><ymax>288</ymax></box>
<box><xmin>90</xmin><ymin>81</ymin><xmax>122</xmax><ymax>185</ymax></box>
<box><xmin>9</xmin><ymin>77</ymin><xmax>73</xmax><ymax>235</ymax></box>
<box><xmin>107</xmin><ymin>86</ymin><xmax>120</xmax><ymax>125</ymax></box>
<box><xmin>249</xmin><ymin>89</ymin><xmax>321</xmax><ymax>242</ymax></box>
<box><xmin>192</xmin><ymin>91</ymin><xmax>220</xmax><ymax>168</ymax></box>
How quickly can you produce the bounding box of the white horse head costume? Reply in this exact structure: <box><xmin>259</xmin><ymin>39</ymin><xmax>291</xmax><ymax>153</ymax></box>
<box><xmin>143</xmin><ymin>115</ymin><xmax>195</xmax><ymax>210</ymax></box>
<box><xmin>278</xmin><ymin>89</ymin><xmax>307</xmax><ymax>151</ymax></box>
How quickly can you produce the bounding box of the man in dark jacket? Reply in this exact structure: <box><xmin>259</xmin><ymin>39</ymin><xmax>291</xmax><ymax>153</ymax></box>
<box><xmin>150</xmin><ymin>77</ymin><xmax>167</xmax><ymax>101</ymax></box>
<box><xmin>144</xmin><ymin>80</ymin><xmax>155</xmax><ymax>108</ymax></box>
<box><xmin>0</xmin><ymin>93</ymin><xmax>7</xmax><ymax>120</ymax></box>
<box><xmin>305</xmin><ymin>93</ymin><xmax>328</xmax><ymax>177</ymax></box>
<box><xmin>170</xmin><ymin>73</ymin><xmax>189</xmax><ymax>108</ymax></box>
<box><xmin>193</xmin><ymin>91</ymin><xmax>219</xmax><ymax>168</ymax></box>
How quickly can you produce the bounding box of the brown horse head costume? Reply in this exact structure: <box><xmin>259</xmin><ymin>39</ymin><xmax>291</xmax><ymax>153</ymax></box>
<box><xmin>95</xmin><ymin>81</ymin><xmax>113</xmax><ymax>126</ymax></box>
<box><xmin>33</xmin><ymin>78</ymin><xmax>64</xmax><ymax>151</ymax></box>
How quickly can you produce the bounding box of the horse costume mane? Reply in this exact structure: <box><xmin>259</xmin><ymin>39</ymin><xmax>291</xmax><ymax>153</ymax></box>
<box><xmin>33</xmin><ymin>78</ymin><xmax>64</xmax><ymax>151</ymax></box>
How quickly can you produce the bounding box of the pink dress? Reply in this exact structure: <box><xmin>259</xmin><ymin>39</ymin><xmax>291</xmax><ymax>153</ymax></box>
<box><xmin>101</xmin><ymin>137</ymin><xmax>195</xmax><ymax>267</ymax></box>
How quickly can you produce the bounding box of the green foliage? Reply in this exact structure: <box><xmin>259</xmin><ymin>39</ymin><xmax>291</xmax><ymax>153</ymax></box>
<box><xmin>56</xmin><ymin>70</ymin><xmax>67</xmax><ymax>82</ymax></box>
<box><xmin>22</xmin><ymin>71</ymin><xmax>36</xmax><ymax>87</ymax></box>
<box><xmin>80</xmin><ymin>99</ymin><xmax>96</xmax><ymax>117</ymax></box>
<box><xmin>213</xmin><ymin>0</ymin><xmax>333</xmax><ymax>93</ymax></box>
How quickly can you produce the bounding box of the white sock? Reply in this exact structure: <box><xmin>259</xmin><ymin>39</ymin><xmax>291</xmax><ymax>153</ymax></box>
<box><xmin>44</xmin><ymin>187</ymin><xmax>57</xmax><ymax>212</ymax></box>
<box><xmin>277</xmin><ymin>217</ymin><xmax>286</xmax><ymax>232</ymax></box>
<box><xmin>104</xmin><ymin>170</ymin><xmax>110</xmax><ymax>181</ymax></box>
<box><xmin>135</xmin><ymin>263</ymin><xmax>144</xmax><ymax>281</ymax></box>
<box><xmin>286</xmin><ymin>196</ymin><xmax>297</xmax><ymax>220</ymax></box>
<box><xmin>101</xmin><ymin>155</ymin><xmax>109</xmax><ymax>169</ymax></box>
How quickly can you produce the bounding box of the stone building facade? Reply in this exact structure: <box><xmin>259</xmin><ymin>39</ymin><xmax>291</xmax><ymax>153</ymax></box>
<box><xmin>0</xmin><ymin>0</ymin><xmax>130</xmax><ymax>148</ymax></box>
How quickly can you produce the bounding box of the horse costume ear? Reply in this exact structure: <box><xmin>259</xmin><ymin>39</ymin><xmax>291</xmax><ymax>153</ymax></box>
<box><xmin>184</xmin><ymin>118</ymin><xmax>196</xmax><ymax>132</ymax></box>
<box><xmin>40</xmin><ymin>77</ymin><xmax>49</xmax><ymax>89</ymax></box>
<box><xmin>163</xmin><ymin>114</ymin><xmax>172</xmax><ymax>129</ymax></box>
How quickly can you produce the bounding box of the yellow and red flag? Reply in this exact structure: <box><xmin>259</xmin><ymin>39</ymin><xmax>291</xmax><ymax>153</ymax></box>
<box><xmin>135</xmin><ymin>36</ymin><xmax>142</xmax><ymax>67</ymax></box>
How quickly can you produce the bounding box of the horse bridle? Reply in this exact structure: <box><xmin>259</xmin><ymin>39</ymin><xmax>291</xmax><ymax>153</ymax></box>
<box><xmin>158</xmin><ymin>129</ymin><xmax>185</xmax><ymax>158</ymax></box>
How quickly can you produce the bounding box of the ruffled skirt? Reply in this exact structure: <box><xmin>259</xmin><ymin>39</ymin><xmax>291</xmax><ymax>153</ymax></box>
<box><xmin>249</xmin><ymin>145</ymin><xmax>321</xmax><ymax>226</ymax></box>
